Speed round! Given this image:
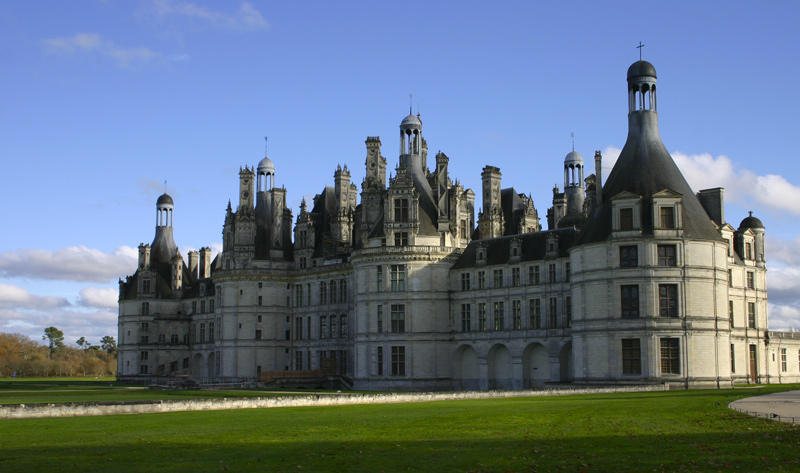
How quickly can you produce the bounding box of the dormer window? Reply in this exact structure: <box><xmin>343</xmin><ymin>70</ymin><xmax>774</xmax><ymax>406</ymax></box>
<box><xmin>611</xmin><ymin>192</ymin><xmax>642</xmax><ymax>235</ymax></box>
<box><xmin>619</xmin><ymin>208</ymin><xmax>633</xmax><ymax>231</ymax></box>
<box><xmin>476</xmin><ymin>245</ymin><xmax>486</xmax><ymax>263</ymax></box>
<box><xmin>394</xmin><ymin>198</ymin><xmax>409</xmax><ymax>222</ymax></box>
<box><xmin>652</xmin><ymin>190</ymin><xmax>682</xmax><ymax>232</ymax></box>
<box><xmin>660</xmin><ymin>207</ymin><xmax>675</xmax><ymax>229</ymax></box>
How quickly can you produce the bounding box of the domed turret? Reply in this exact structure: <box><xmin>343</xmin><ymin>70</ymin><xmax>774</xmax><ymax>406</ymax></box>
<box><xmin>563</xmin><ymin>150</ymin><xmax>585</xmax><ymax>217</ymax></box>
<box><xmin>564</xmin><ymin>150</ymin><xmax>583</xmax><ymax>167</ymax></box>
<box><xmin>739</xmin><ymin>212</ymin><xmax>764</xmax><ymax>230</ymax></box>
<box><xmin>157</xmin><ymin>193</ymin><xmax>174</xmax><ymax>207</ymax></box>
<box><xmin>258</xmin><ymin>156</ymin><xmax>275</xmax><ymax>175</ymax></box>
<box><xmin>150</xmin><ymin>192</ymin><xmax>178</xmax><ymax>265</ymax></box>
<box><xmin>399</xmin><ymin>112</ymin><xmax>423</xmax><ymax>156</ymax></box>
<box><xmin>627</xmin><ymin>60</ymin><xmax>657</xmax><ymax>81</ymax></box>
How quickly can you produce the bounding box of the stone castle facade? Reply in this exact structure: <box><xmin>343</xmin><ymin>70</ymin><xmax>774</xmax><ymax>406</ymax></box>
<box><xmin>118</xmin><ymin>60</ymin><xmax>800</xmax><ymax>389</ymax></box>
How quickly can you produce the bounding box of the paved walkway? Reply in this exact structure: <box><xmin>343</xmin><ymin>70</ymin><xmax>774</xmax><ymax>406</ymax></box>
<box><xmin>729</xmin><ymin>390</ymin><xmax>800</xmax><ymax>423</ymax></box>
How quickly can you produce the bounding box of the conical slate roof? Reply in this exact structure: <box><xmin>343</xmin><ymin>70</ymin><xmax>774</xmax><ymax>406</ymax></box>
<box><xmin>577</xmin><ymin>61</ymin><xmax>722</xmax><ymax>244</ymax></box>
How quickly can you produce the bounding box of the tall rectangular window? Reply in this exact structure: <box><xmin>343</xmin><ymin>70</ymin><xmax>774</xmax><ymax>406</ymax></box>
<box><xmin>747</xmin><ymin>272</ymin><xmax>755</xmax><ymax>289</ymax></box>
<box><xmin>295</xmin><ymin>285</ymin><xmax>303</xmax><ymax>307</ymax></box>
<box><xmin>729</xmin><ymin>300</ymin><xmax>734</xmax><ymax>327</ymax></box>
<box><xmin>659</xmin><ymin>284</ymin><xmax>678</xmax><ymax>318</ymax></box>
<box><xmin>376</xmin><ymin>304</ymin><xmax>383</xmax><ymax>333</ymax></box>
<box><xmin>745</xmin><ymin>243</ymin><xmax>752</xmax><ymax>260</ymax></box>
<box><xmin>320</xmin><ymin>316</ymin><xmax>328</xmax><ymax>339</ymax></box>
<box><xmin>529</xmin><ymin>299</ymin><xmax>541</xmax><ymax>329</ymax></box>
<box><xmin>330</xmin><ymin>315</ymin><xmax>338</xmax><ymax>339</ymax></box>
<box><xmin>330</xmin><ymin>281</ymin><xmax>337</xmax><ymax>304</ymax></box>
<box><xmin>565</xmin><ymin>263</ymin><xmax>570</xmax><ymax>282</ymax></box>
<box><xmin>377</xmin><ymin>346</ymin><xmax>383</xmax><ymax>375</ymax></box>
<box><xmin>461</xmin><ymin>304</ymin><xmax>471</xmax><ymax>332</ymax></box>
<box><xmin>511</xmin><ymin>268</ymin><xmax>520</xmax><ymax>287</ymax></box>
<box><xmin>200</xmin><ymin>323</ymin><xmax>206</xmax><ymax>343</ymax></box>
<box><xmin>376</xmin><ymin>266</ymin><xmax>383</xmax><ymax>292</ymax></box>
<box><xmin>493</xmin><ymin>301</ymin><xmax>505</xmax><ymax>331</ymax></box>
<box><xmin>340</xmin><ymin>314</ymin><xmax>347</xmax><ymax>338</ymax></box>
<box><xmin>622</xmin><ymin>339</ymin><xmax>641</xmax><ymax>375</ymax></box>
<box><xmin>394</xmin><ymin>198</ymin><xmax>409</xmax><ymax>222</ymax></box>
<box><xmin>658</xmin><ymin>245</ymin><xmax>677</xmax><ymax>267</ymax></box>
<box><xmin>391</xmin><ymin>346</ymin><xmax>406</xmax><ymax>376</ymax></box>
<box><xmin>620</xmin><ymin>246</ymin><xmax>638</xmax><ymax>268</ymax></box>
<box><xmin>549</xmin><ymin>298</ymin><xmax>558</xmax><ymax>328</ymax></box>
<box><xmin>391</xmin><ymin>304</ymin><xmax>405</xmax><ymax>333</ymax></box>
<box><xmin>461</xmin><ymin>273</ymin><xmax>471</xmax><ymax>291</ymax></box>
<box><xmin>493</xmin><ymin>269</ymin><xmax>504</xmax><ymax>288</ymax></box>
<box><xmin>730</xmin><ymin>344</ymin><xmax>736</xmax><ymax>373</ymax></box>
<box><xmin>254</xmin><ymin>329</ymin><xmax>261</xmax><ymax>341</ymax></box>
<box><xmin>391</xmin><ymin>265</ymin><xmax>406</xmax><ymax>292</ymax></box>
<box><xmin>660</xmin><ymin>338</ymin><xmax>680</xmax><ymax>374</ymax></box>
<box><xmin>529</xmin><ymin>266</ymin><xmax>540</xmax><ymax>285</ymax></box>
<box><xmin>394</xmin><ymin>232</ymin><xmax>408</xmax><ymax>246</ymax></box>
<box><xmin>748</xmin><ymin>302</ymin><xmax>756</xmax><ymax>328</ymax></box>
<box><xmin>320</xmin><ymin>282</ymin><xmax>327</xmax><ymax>304</ymax></box>
<box><xmin>477</xmin><ymin>271</ymin><xmax>486</xmax><ymax>289</ymax></box>
<box><xmin>619</xmin><ymin>207</ymin><xmax>633</xmax><ymax>230</ymax></box>
<box><xmin>141</xmin><ymin>302</ymin><xmax>150</xmax><ymax>316</ymax></box>
<box><xmin>295</xmin><ymin>351</ymin><xmax>303</xmax><ymax>370</ymax></box>
<box><xmin>340</xmin><ymin>280</ymin><xmax>347</xmax><ymax>302</ymax></box>
<box><xmin>780</xmin><ymin>348</ymin><xmax>787</xmax><ymax>372</ymax></box>
<box><xmin>660</xmin><ymin>206</ymin><xmax>675</xmax><ymax>229</ymax></box>
<box><xmin>478</xmin><ymin>303</ymin><xmax>487</xmax><ymax>331</ymax></box>
<box><xmin>621</xmin><ymin>285</ymin><xmax>640</xmax><ymax>319</ymax></box>
<box><xmin>295</xmin><ymin>317</ymin><xmax>303</xmax><ymax>340</ymax></box>
<box><xmin>512</xmin><ymin>300</ymin><xmax>521</xmax><ymax>329</ymax></box>
<box><xmin>548</xmin><ymin>264</ymin><xmax>557</xmax><ymax>283</ymax></box>
<box><xmin>565</xmin><ymin>296</ymin><xmax>572</xmax><ymax>328</ymax></box>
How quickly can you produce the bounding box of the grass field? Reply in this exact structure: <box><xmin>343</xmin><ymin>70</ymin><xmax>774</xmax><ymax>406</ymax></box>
<box><xmin>2</xmin><ymin>383</ymin><xmax>799</xmax><ymax>473</ymax></box>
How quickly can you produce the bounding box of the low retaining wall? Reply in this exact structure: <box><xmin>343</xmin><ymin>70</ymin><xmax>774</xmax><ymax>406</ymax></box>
<box><xmin>1</xmin><ymin>385</ymin><xmax>666</xmax><ymax>420</ymax></box>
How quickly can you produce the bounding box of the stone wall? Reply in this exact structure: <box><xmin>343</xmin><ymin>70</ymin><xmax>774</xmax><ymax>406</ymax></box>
<box><xmin>1</xmin><ymin>385</ymin><xmax>665</xmax><ymax>420</ymax></box>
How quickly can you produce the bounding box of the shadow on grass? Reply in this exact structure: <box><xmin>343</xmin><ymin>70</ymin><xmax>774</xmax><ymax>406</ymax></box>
<box><xmin>1</xmin><ymin>429</ymin><xmax>799</xmax><ymax>473</ymax></box>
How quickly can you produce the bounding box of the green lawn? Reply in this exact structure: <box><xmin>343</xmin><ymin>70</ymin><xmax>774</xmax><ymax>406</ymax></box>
<box><xmin>2</xmin><ymin>386</ymin><xmax>799</xmax><ymax>472</ymax></box>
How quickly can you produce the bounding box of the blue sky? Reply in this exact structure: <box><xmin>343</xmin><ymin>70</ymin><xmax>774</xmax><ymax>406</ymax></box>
<box><xmin>2</xmin><ymin>0</ymin><xmax>800</xmax><ymax>346</ymax></box>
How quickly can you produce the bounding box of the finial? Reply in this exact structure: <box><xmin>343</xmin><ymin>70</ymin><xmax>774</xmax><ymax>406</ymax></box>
<box><xmin>637</xmin><ymin>41</ymin><xmax>645</xmax><ymax>61</ymax></box>
<box><xmin>164</xmin><ymin>180</ymin><xmax>167</xmax><ymax>194</ymax></box>
<box><xmin>409</xmin><ymin>93</ymin><xmax>412</xmax><ymax>114</ymax></box>
<box><xmin>749</xmin><ymin>211</ymin><xmax>753</xmax><ymax>217</ymax></box>
<box><xmin>571</xmin><ymin>132</ymin><xmax>574</xmax><ymax>152</ymax></box>
<box><xmin>264</xmin><ymin>136</ymin><xmax>268</xmax><ymax>156</ymax></box>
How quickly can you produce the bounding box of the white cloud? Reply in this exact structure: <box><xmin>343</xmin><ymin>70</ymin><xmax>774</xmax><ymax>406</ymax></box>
<box><xmin>0</xmin><ymin>305</ymin><xmax>118</xmax><ymax>346</ymax></box>
<box><xmin>599</xmin><ymin>147</ymin><xmax>800</xmax><ymax>217</ymax></box>
<box><xmin>146</xmin><ymin>0</ymin><xmax>269</xmax><ymax>31</ymax></box>
<box><xmin>0</xmin><ymin>283</ymin><xmax>70</xmax><ymax>310</ymax></box>
<box><xmin>672</xmin><ymin>152</ymin><xmax>800</xmax><ymax>216</ymax></box>
<box><xmin>0</xmin><ymin>246</ymin><xmax>138</xmax><ymax>283</ymax></box>
<box><xmin>768</xmin><ymin>304</ymin><xmax>800</xmax><ymax>332</ymax></box>
<box><xmin>78</xmin><ymin>287</ymin><xmax>119</xmax><ymax>309</ymax></box>
<box><xmin>43</xmin><ymin>33</ymin><xmax>160</xmax><ymax>68</ymax></box>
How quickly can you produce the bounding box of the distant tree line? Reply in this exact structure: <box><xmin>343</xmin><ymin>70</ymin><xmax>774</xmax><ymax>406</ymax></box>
<box><xmin>0</xmin><ymin>327</ymin><xmax>117</xmax><ymax>378</ymax></box>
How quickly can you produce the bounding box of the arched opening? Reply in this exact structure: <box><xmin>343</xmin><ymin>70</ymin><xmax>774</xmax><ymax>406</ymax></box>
<box><xmin>207</xmin><ymin>352</ymin><xmax>216</xmax><ymax>378</ymax></box>
<box><xmin>487</xmin><ymin>344</ymin><xmax>512</xmax><ymax>390</ymax></box>
<box><xmin>522</xmin><ymin>343</ymin><xmax>550</xmax><ymax>388</ymax></box>
<box><xmin>192</xmin><ymin>353</ymin><xmax>204</xmax><ymax>378</ymax></box>
<box><xmin>559</xmin><ymin>341</ymin><xmax>573</xmax><ymax>382</ymax></box>
<box><xmin>453</xmin><ymin>345</ymin><xmax>479</xmax><ymax>390</ymax></box>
